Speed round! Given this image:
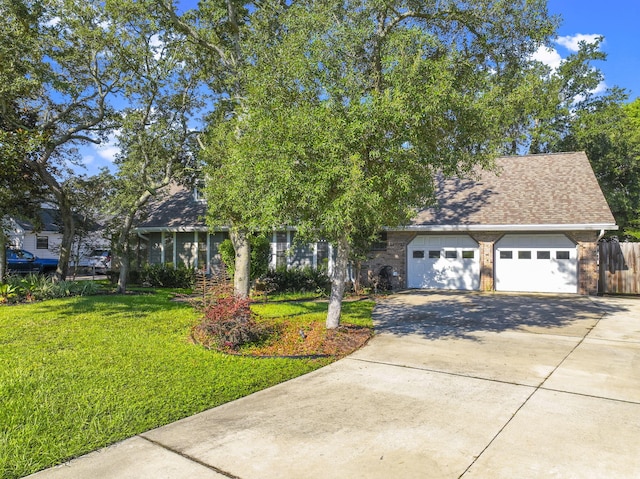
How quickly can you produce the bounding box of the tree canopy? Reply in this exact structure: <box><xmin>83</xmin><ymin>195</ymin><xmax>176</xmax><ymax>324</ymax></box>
<box><xmin>201</xmin><ymin>0</ymin><xmax>558</xmax><ymax>326</ymax></box>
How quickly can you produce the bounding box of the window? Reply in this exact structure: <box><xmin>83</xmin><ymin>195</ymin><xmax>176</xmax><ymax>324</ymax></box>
<box><xmin>556</xmin><ymin>251</ymin><xmax>570</xmax><ymax>260</ymax></box>
<box><xmin>500</xmin><ymin>251</ymin><xmax>513</xmax><ymax>259</ymax></box>
<box><xmin>537</xmin><ymin>251</ymin><xmax>551</xmax><ymax>260</ymax></box>
<box><xmin>518</xmin><ymin>251</ymin><xmax>532</xmax><ymax>259</ymax></box>
<box><xmin>445</xmin><ymin>250</ymin><xmax>457</xmax><ymax>259</ymax></box>
<box><xmin>316</xmin><ymin>241</ymin><xmax>329</xmax><ymax>271</ymax></box>
<box><xmin>371</xmin><ymin>232</ymin><xmax>388</xmax><ymax>251</ymax></box>
<box><xmin>428</xmin><ymin>250</ymin><xmax>440</xmax><ymax>259</ymax></box>
<box><xmin>275</xmin><ymin>232</ymin><xmax>288</xmax><ymax>268</ymax></box>
<box><xmin>193</xmin><ymin>178</ymin><xmax>206</xmax><ymax>202</ymax></box>
<box><xmin>36</xmin><ymin>236</ymin><xmax>49</xmax><ymax>249</ymax></box>
<box><xmin>412</xmin><ymin>250</ymin><xmax>425</xmax><ymax>259</ymax></box>
<box><xmin>462</xmin><ymin>251</ymin><xmax>475</xmax><ymax>259</ymax></box>
<box><xmin>197</xmin><ymin>232</ymin><xmax>207</xmax><ymax>269</ymax></box>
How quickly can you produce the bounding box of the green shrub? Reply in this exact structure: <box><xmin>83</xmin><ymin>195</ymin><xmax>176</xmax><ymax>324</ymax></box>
<box><xmin>0</xmin><ymin>283</ymin><xmax>19</xmax><ymax>303</ymax></box>
<box><xmin>135</xmin><ymin>264</ymin><xmax>196</xmax><ymax>288</ymax></box>
<box><xmin>260</xmin><ymin>267</ymin><xmax>330</xmax><ymax>295</ymax></box>
<box><xmin>1</xmin><ymin>275</ymin><xmax>101</xmax><ymax>303</ymax></box>
<box><xmin>219</xmin><ymin>234</ymin><xmax>270</xmax><ymax>281</ymax></box>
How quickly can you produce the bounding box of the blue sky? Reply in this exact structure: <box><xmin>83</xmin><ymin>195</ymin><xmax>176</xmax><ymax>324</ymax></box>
<box><xmin>79</xmin><ymin>0</ymin><xmax>640</xmax><ymax>176</ymax></box>
<box><xmin>547</xmin><ymin>0</ymin><xmax>640</xmax><ymax>100</ymax></box>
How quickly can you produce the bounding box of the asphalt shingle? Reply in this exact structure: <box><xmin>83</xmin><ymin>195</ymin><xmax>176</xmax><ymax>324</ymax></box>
<box><xmin>412</xmin><ymin>151</ymin><xmax>616</xmax><ymax>227</ymax></box>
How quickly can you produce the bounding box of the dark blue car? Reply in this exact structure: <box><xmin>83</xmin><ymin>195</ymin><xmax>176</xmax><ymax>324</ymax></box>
<box><xmin>6</xmin><ymin>248</ymin><xmax>58</xmax><ymax>275</ymax></box>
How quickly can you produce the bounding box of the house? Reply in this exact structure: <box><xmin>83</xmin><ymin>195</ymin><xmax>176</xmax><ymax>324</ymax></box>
<box><xmin>132</xmin><ymin>152</ymin><xmax>617</xmax><ymax>295</ymax></box>
<box><xmin>7</xmin><ymin>208</ymin><xmax>109</xmax><ymax>264</ymax></box>
<box><xmin>7</xmin><ymin>208</ymin><xmax>64</xmax><ymax>260</ymax></box>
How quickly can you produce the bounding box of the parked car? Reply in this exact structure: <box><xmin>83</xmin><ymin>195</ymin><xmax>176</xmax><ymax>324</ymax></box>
<box><xmin>6</xmin><ymin>248</ymin><xmax>58</xmax><ymax>275</ymax></box>
<box><xmin>85</xmin><ymin>249</ymin><xmax>111</xmax><ymax>274</ymax></box>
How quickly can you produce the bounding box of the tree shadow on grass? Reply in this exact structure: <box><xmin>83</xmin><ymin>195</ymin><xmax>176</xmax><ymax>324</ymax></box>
<box><xmin>372</xmin><ymin>290</ymin><xmax>628</xmax><ymax>341</ymax></box>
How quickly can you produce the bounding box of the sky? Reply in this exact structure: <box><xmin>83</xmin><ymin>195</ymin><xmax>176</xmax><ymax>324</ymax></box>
<box><xmin>78</xmin><ymin>0</ymin><xmax>640</xmax><ymax>176</ymax></box>
<box><xmin>547</xmin><ymin>0</ymin><xmax>640</xmax><ymax>100</ymax></box>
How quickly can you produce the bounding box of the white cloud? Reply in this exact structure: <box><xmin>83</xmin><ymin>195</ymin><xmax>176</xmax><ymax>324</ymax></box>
<box><xmin>44</xmin><ymin>16</ymin><xmax>61</xmax><ymax>28</ymax></box>
<box><xmin>532</xmin><ymin>45</ymin><xmax>563</xmax><ymax>70</ymax></box>
<box><xmin>95</xmin><ymin>132</ymin><xmax>120</xmax><ymax>163</ymax></box>
<box><xmin>83</xmin><ymin>155</ymin><xmax>95</xmax><ymax>165</ymax></box>
<box><xmin>592</xmin><ymin>80</ymin><xmax>608</xmax><ymax>96</ymax></box>
<box><xmin>556</xmin><ymin>33</ymin><xmax>602</xmax><ymax>53</ymax></box>
<box><xmin>149</xmin><ymin>34</ymin><xmax>165</xmax><ymax>60</ymax></box>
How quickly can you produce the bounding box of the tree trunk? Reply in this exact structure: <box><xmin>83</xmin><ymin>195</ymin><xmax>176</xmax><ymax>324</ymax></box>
<box><xmin>117</xmin><ymin>242</ymin><xmax>130</xmax><ymax>294</ymax></box>
<box><xmin>326</xmin><ymin>235</ymin><xmax>350</xmax><ymax>329</ymax></box>
<box><xmin>55</xmin><ymin>195</ymin><xmax>75</xmax><ymax>282</ymax></box>
<box><xmin>34</xmin><ymin>164</ymin><xmax>74</xmax><ymax>281</ymax></box>
<box><xmin>230</xmin><ymin>228</ymin><xmax>251</xmax><ymax>298</ymax></box>
<box><xmin>0</xmin><ymin>233</ymin><xmax>6</xmax><ymax>283</ymax></box>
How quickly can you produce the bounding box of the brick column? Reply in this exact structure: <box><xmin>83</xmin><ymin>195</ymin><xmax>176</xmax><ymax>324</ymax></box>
<box><xmin>469</xmin><ymin>233</ymin><xmax>504</xmax><ymax>292</ymax></box>
<box><xmin>567</xmin><ymin>231</ymin><xmax>600</xmax><ymax>295</ymax></box>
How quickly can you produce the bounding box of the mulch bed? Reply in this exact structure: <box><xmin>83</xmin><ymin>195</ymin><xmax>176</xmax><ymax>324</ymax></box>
<box><xmin>235</xmin><ymin>321</ymin><xmax>374</xmax><ymax>359</ymax></box>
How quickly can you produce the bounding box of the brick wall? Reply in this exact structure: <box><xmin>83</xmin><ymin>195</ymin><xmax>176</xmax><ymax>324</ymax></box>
<box><xmin>566</xmin><ymin>231</ymin><xmax>600</xmax><ymax>295</ymax></box>
<box><xmin>359</xmin><ymin>231</ymin><xmax>415</xmax><ymax>290</ymax></box>
<box><xmin>469</xmin><ymin>232</ymin><xmax>504</xmax><ymax>292</ymax></box>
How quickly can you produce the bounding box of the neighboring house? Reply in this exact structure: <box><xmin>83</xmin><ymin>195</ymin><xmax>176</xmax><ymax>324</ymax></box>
<box><xmin>132</xmin><ymin>152</ymin><xmax>617</xmax><ymax>295</ymax></box>
<box><xmin>7</xmin><ymin>208</ymin><xmax>64</xmax><ymax>260</ymax></box>
<box><xmin>7</xmin><ymin>208</ymin><xmax>109</xmax><ymax>264</ymax></box>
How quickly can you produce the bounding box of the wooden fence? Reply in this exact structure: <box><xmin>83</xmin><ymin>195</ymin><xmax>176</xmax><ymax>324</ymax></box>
<box><xmin>599</xmin><ymin>241</ymin><xmax>640</xmax><ymax>294</ymax></box>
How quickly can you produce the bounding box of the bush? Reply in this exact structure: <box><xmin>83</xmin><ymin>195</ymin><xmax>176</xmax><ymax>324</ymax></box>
<box><xmin>260</xmin><ymin>267</ymin><xmax>331</xmax><ymax>295</ymax></box>
<box><xmin>192</xmin><ymin>281</ymin><xmax>268</xmax><ymax>351</ymax></box>
<box><xmin>219</xmin><ymin>234</ymin><xmax>270</xmax><ymax>281</ymax></box>
<box><xmin>133</xmin><ymin>264</ymin><xmax>196</xmax><ymax>288</ymax></box>
<box><xmin>1</xmin><ymin>274</ymin><xmax>101</xmax><ymax>303</ymax></box>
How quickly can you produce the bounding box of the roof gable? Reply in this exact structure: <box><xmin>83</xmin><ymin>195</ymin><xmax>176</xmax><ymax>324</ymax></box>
<box><xmin>137</xmin><ymin>183</ymin><xmax>207</xmax><ymax>230</ymax></box>
<box><xmin>411</xmin><ymin>152</ymin><xmax>616</xmax><ymax>228</ymax></box>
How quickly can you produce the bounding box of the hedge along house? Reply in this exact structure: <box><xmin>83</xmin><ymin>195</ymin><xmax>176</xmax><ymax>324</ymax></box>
<box><xmin>363</xmin><ymin>152</ymin><xmax>617</xmax><ymax>294</ymax></box>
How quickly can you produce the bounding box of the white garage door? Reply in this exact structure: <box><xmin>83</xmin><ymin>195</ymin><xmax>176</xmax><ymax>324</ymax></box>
<box><xmin>407</xmin><ymin>235</ymin><xmax>480</xmax><ymax>290</ymax></box>
<box><xmin>495</xmin><ymin>234</ymin><xmax>577</xmax><ymax>293</ymax></box>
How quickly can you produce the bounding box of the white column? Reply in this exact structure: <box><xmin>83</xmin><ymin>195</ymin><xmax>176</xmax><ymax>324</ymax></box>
<box><xmin>173</xmin><ymin>232</ymin><xmax>177</xmax><ymax>269</ymax></box>
<box><xmin>160</xmin><ymin>232</ymin><xmax>165</xmax><ymax>264</ymax></box>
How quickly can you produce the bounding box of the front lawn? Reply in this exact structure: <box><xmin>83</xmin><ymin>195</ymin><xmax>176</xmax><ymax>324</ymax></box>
<box><xmin>0</xmin><ymin>290</ymin><xmax>374</xmax><ymax>478</ymax></box>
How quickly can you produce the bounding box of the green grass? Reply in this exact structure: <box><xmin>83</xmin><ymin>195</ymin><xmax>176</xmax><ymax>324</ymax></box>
<box><xmin>252</xmin><ymin>299</ymin><xmax>374</xmax><ymax>326</ymax></box>
<box><xmin>0</xmin><ymin>292</ymin><xmax>373</xmax><ymax>478</ymax></box>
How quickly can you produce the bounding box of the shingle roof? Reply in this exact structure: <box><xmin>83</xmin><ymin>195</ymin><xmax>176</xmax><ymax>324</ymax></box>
<box><xmin>137</xmin><ymin>183</ymin><xmax>207</xmax><ymax>230</ymax></box>
<box><xmin>137</xmin><ymin>152</ymin><xmax>616</xmax><ymax>232</ymax></box>
<box><xmin>14</xmin><ymin>208</ymin><xmax>62</xmax><ymax>232</ymax></box>
<box><xmin>411</xmin><ymin>151</ymin><xmax>616</xmax><ymax>228</ymax></box>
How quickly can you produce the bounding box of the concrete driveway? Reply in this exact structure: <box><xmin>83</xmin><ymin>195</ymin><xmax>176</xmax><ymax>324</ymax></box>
<box><xmin>29</xmin><ymin>292</ymin><xmax>640</xmax><ymax>478</ymax></box>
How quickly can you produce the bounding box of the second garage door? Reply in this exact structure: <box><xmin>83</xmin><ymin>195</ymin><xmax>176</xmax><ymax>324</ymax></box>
<box><xmin>495</xmin><ymin>234</ymin><xmax>578</xmax><ymax>293</ymax></box>
<box><xmin>407</xmin><ymin>235</ymin><xmax>480</xmax><ymax>290</ymax></box>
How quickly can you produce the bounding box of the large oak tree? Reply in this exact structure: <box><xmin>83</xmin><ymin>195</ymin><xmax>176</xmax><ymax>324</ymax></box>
<box><xmin>218</xmin><ymin>0</ymin><xmax>558</xmax><ymax>327</ymax></box>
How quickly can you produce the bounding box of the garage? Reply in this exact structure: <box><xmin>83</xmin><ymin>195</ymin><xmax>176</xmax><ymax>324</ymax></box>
<box><xmin>494</xmin><ymin>234</ymin><xmax>578</xmax><ymax>293</ymax></box>
<box><xmin>407</xmin><ymin>235</ymin><xmax>480</xmax><ymax>290</ymax></box>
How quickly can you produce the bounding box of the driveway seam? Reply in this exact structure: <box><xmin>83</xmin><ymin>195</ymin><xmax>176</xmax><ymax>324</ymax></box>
<box><xmin>348</xmin><ymin>357</ymin><xmax>537</xmax><ymax>389</ymax></box>
<box><xmin>537</xmin><ymin>387</ymin><xmax>640</xmax><ymax>406</ymax></box>
<box><xmin>138</xmin><ymin>434</ymin><xmax>242</xmax><ymax>479</ymax></box>
<box><xmin>458</xmin><ymin>310</ymin><xmax>609</xmax><ymax>478</ymax></box>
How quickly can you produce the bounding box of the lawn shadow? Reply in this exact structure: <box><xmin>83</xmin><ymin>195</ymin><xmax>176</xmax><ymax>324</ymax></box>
<box><xmin>373</xmin><ymin>290</ymin><xmax>628</xmax><ymax>341</ymax></box>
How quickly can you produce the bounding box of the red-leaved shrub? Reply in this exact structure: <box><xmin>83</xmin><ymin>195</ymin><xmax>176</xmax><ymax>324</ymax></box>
<box><xmin>192</xmin><ymin>281</ymin><xmax>268</xmax><ymax>351</ymax></box>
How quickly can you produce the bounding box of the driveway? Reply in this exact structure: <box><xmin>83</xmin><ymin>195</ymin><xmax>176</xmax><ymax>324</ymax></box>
<box><xmin>29</xmin><ymin>292</ymin><xmax>640</xmax><ymax>478</ymax></box>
